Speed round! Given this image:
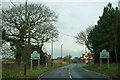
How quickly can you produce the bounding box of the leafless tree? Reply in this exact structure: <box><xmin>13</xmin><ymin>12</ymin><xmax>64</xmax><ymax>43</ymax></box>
<box><xmin>2</xmin><ymin>3</ymin><xmax>58</xmax><ymax>64</ymax></box>
<box><xmin>75</xmin><ymin>26</ymin><xmax>94</xmax><ymax>52</ymax></box>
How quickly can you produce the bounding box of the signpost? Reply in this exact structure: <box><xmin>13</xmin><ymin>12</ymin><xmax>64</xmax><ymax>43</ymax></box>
<box><xmin>44</xmin><ymin>52</ymin><xmax>48</xmax><ymax>72</ymax></box>
<box><xmin>100</xmin><ymin>49</ymin><xmax>110</xmax><ymax>69</ymax></box>
<box><xmin>48</xmin><ymin>55</ymin><xmax>51</xmax><ymax>59</ymax></box>
<box><xmin>31</xmin><ymin>51</ymin><xmax>40</xmax><ymax>70</ymax></box>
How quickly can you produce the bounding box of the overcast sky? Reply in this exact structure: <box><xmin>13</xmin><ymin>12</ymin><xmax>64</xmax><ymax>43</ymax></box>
<box><xmin>1</xmin><ymin>0</ymin><xmax>118</xmax><ymax>59</ymax></box>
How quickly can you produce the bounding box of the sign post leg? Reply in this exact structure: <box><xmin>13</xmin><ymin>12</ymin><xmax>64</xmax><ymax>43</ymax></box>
<box><xmin>31</xmin><ymin>59</ymin><xmax>32</xmax><ymax>70</ymax></box>
<box><xmin>38</xmin><ymin>59</ymin><xmax>40</xmax><ymax>70</ymax></box>
<box><xmin>108</xmin><ymin>58</ymin><xmax>109</xmax><ymax>69</ymax></box>
<box><xmin>100</xmin><ymin>59</ymin><xmax>102</xmax><ymax>71</ymax></box>
<box><xmin>46</xmin><ymin>59</ymin><xmax>47</xmax><ymax>72</ymax></box>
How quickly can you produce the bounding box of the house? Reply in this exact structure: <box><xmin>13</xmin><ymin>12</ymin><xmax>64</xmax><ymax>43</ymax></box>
<box><xmin>0</xmin><ymin>58</ymin><xmax>15</xmax><ymax>63</ymax></box>
<box><xmin>53</xmin><ymin>57</ymin><xmax>62</xmax><ymax>63</ymax></box>
<box><xmin>53</xmin><ymin>58</ymin><xmax>57</xmax><ymax>63</ymax></box>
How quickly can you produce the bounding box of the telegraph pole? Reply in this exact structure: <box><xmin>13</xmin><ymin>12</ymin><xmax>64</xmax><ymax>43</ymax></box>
<box><xmin>69</xmin><ymin>52</ymin><xmax>70</xmax><ymax>64</ymax></box>
<box><xmin>24</xmin><ymin>0</ymin><xmax>27</xmax><ymax>76</ymax></box>
<box><xmin>51</xmin><ymin>34</ymin><xmax>53</xmax><ymax>66</ymax></box>
<box><xmin>61</xmin><ymin>44</ymin><xmax>63</xmax><ymax>64</ymax></box>
<box><xmin>9</xmin><ymin>0</ymin><xmax>28</xmax><ymax>75</ymax></box>
<box><xmin>28</xmin><ymin>12</ymin><xmax>31</xmax><ymax>67</ymax></box>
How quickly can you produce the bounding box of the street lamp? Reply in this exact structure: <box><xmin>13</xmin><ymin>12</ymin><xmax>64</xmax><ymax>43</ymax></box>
<box><xmin>24</xmin><ymin>0</ymin><xmax>27</xmax><ymax>76</ymax></box>
<box><xmin>61</xmin><ymin>44</ymin><xmax>63</xmax><ymax>64</ymax></box>
<box><xmin>51</xmin><ymin>34</ymin><xmax>53</xmax><ymax>66</ymax></box>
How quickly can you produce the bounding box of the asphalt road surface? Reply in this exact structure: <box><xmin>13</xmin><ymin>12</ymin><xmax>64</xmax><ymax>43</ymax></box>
<box><xmin>39</xmin><ymin>63</ymin><xmax>110</xmax><ymax>80</ymax></box>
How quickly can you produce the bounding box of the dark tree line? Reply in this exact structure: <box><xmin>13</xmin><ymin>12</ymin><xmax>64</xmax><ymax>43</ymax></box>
<box><xmin>76</xmin><ymin>3</ymin><xmax>120</xmax><ymax>63</ymax></box>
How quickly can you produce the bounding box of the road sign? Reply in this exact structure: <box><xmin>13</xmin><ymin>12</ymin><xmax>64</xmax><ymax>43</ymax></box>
<box><xmin>44</xmin><ymin>52</ymin><xmax>48</xmax><ymax>57</ymax></box>
<box><xmin>31</xmin><ymin>51</ymin><xmax>40</xmax><ymax>60</ymax></box>
<box><xmin>87</xmin><ymin>53</ymin><xmax>92</xmax><ymax>57</ymax></box>
<box><xmin>31</xmin><ymin>51</ymin><xmax>40</xmax><ymax>70</ymax></box>
<box><xmin>48</xmin><ymin>55</ymin><xmax>51</xmax><ymax>59</ymax></box>
<box><xmin>100</xmin><ymin>49</ymin><xmax>110</xmax><ymax>70</ymax></box>
<box><xmin>100</xmin><ymin>49</ymin><xmax>109</xmax><ymax>58</ymax></box>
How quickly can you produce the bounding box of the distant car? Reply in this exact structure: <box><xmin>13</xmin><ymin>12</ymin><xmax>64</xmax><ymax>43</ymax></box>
<box><xmin>73</xmin><ymin>61</ymin><xmax>77</xmax><ymax>63</ymax></box>
<box><xmin>86</xmin><ymin>62</ymin><xmax>88</xmax><ymax>64</ymax></box>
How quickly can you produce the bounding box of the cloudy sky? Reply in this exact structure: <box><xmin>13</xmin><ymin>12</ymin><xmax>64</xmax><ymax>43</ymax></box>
<box><xmin>1</xmin><ymin>0</ymin><xmax>118</xmax><ymax>59</ymax></box>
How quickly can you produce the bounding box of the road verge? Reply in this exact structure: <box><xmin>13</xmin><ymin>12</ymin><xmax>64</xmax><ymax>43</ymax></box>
<box><xmin>81</xmin><ymin>63</ymin><xmax>120</xmax><ymax>80</ymax></box>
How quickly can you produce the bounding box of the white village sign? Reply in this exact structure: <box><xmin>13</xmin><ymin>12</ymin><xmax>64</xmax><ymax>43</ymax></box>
<box><xmin>100</xmin><ymin>49</ymin><xmax>109</xmax><ymax>58</ymax></box>
<box><xmin>31</xmin><ymin>51</ymin><xmax>40</xmax><ymax>70</ymax></box>
<box><xmin>100</xmin><ymin>49</ymin><xmax>110</xmax><ymax>69</ymax></box>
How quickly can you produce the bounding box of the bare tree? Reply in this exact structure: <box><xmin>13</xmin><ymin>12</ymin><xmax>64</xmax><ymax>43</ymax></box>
<box><xmin>31</xmin><ymin>22</ymin><xmax>58</xmax><ymax>52</ymax></box>
<box><xmin>2</xmin><ymin>3</ymin><xmax>58</xmax><ymax>64</ymax></box>
<box><xmin>75</xmin><ymin>26</ymin><xmax>94</xmax><ymax>52</ymax></box>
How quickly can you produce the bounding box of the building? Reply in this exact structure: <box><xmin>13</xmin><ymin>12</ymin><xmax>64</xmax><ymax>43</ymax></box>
<box><xmin>53</xmin><ymin>57</ymin><xmax>63</xmax><ymax>63</ymax></box>
<box><xmin>0</xmin><ymin>58</ymin><xmax>15</xmax><ymax>63</ymax></box>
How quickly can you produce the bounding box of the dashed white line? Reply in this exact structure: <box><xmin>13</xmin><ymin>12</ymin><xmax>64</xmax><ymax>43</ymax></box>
<box><xmin>69</xmin><ymin>72</ymin><xmax>70</xmax><ymax>75</ymax></box>
<box><xmin>69</xmin><ymin>69</ymin><xmax>72</xmax><ymax>79</ymax></box>
<box><xmin>70</xmin><ymin>75</ymin><xmax>72</xmax><ymax>79</ymax></box>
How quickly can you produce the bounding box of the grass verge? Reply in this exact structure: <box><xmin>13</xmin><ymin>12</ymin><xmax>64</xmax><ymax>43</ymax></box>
<box><xmin>82</xmin><ymin>63</ymin><xmax>120</xmax><ymax>79</ymax></box>
<box><xmin>2</xmin><ymin>63</ymin><xmax>70</xmax><ymax>79</ymax></box>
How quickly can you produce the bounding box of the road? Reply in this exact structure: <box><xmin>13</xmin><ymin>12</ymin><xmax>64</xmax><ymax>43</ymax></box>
<box><xmin>39</xmin><ymin>63</ymin><xmax>110</xmax><ymax>80</ymax></box>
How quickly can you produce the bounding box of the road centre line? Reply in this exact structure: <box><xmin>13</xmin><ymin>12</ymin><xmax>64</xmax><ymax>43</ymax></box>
<box><xmin>68</xmin><ymin>69</ymin><xmax>72</xmax><ymax>79</ymax></box>
<box><xmin>70</xmin><ymin>75</ymin><xmax>72</xmax><ymax>79</ymax></box>
<box><xmin>69</xmin><ymin>72</ymin><xmax>70</xmax><ymax>74</ymax></box>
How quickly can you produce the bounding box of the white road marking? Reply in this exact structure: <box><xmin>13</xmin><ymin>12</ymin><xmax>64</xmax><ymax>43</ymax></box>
<box><xmin>69</xmin><ymin>72</ymin><xmax>70</xmax><ymax>74</ymax></box>
<box><xmin>70</xmin><ymin>75</ymin><xmax>72</xmax><ymax>79</ymax></box>
<box><xmin>69</xmin><ymin>69</ymin><xmax>72</xmax><ymax>79</ymax></box>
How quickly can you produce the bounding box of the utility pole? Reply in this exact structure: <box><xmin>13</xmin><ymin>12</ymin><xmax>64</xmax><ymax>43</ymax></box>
<box><xmin>69</xmin><ymin>52</ymin><xmax>70</xmax><ymax>64</ymax></box>
<box><xmin>51</xmin><ymin>34</ymin><xmax>53</xmax><ymax>66</ymax></box>
<box><xmin>82</xmin><ymin>50</ymin><xmax>83</xmax><ymax>57</ymax></box>
<box><xmin>61</xmin><ymin>44</ymin><xmax>63</xmax><ymax>64</ymax></box>
<box><xmin>24</xmin><ymin>0</ymin><xmax>27</xmax><ymax>76</ymax></box>
<box><xmin>85</xmin><ymin>47</ymin><xmax>87</xmax><ymax>64</ymax></box>
<box><xmin>118</xmin><ymin>1</ymin><xmax>120</xmax><ymax>11</ymax></box>
<box><xmin>28</xmin><ymin>13</ymin><xmax>31</xmax><ymax>67</ymax></box>
<box><xmin>9</xmin><ymin>0</ymin><xmax>28</xmax><ymax>75</ymax></box>
<box><xmin>80</xmin><ymin>52</ymin><xmax>81</xmax><ymax>63</ymax></box>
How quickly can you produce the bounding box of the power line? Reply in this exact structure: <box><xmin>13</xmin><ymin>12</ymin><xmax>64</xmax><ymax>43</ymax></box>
<box><xmin>10</xmin><ymin>0</ymin><xmax>16</xmax><ymax>7</ymax></box>
<box><xmin>58</xmin><ymin>31</ymin><xmax>75</xmax><ymax>38</ymax></box>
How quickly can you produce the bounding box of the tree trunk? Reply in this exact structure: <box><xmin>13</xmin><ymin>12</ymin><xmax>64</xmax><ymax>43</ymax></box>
<box><xmin>15</xmin><ymin>53</ymin><xmax>22</xmax><ymax>65</ymax></box>
<box><xmin>27</xmin><ymin>20</ymin><xmax>31</xmax><ymax>68</ymax></box>
<box><xmin>115</xmin><ymin>44</ymin><xmax>119</xmax><ymax>72</ymax></box>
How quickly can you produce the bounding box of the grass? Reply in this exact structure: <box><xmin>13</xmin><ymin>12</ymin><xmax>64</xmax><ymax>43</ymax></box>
<box><xmin>2</xmin><ymin>62</ymin><xmax>70</xmax><ymax>79</ymax></box>
<box><xmin>82</xmin><ymin>63</ymin><xmax>120</xmax><ymax>79</ymax></box>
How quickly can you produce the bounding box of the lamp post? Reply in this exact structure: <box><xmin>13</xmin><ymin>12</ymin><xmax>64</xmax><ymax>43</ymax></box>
<box><xmin>69</xmin><ymin>52</ymin><xmax>70</xmax><ymax>64</ymax></box>
<box><xmin>24</xmin><ymin>0</ymin><xmax>27</xmax><ymax>76</ymax></box>
<box><xmin>51</xmin><ymin>34</ymin><xmax>53</xmax><ymax>66</ymax></box>
<box><xmin>61</xmin><ymin>44</ymin><xmax>63</xmax><ymax>64</ymax></box>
